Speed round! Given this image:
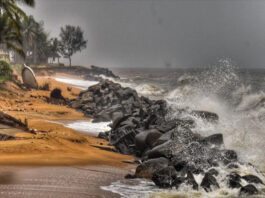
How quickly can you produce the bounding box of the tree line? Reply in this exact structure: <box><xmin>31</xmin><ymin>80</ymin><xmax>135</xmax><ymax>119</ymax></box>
<box><xmin>0</xmin><ymin>0</ymin><xmax>87</xmax><ymax>66</ymax></box>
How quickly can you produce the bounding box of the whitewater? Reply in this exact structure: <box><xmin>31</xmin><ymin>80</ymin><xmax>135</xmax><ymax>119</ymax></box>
<box><xmin>55</xmin><ymin>59</ymin><xmax>265</xmax><ymax>198</ymax></box>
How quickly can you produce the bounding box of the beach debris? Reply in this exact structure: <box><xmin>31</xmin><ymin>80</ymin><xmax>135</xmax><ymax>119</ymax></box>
<box><xmin>21</xmin><ymin>64</ymin><xmax>38</xmax><ymax>89</ymax></box>
<box><xmin>49</xmin><ymin>88</ymin><xmax>67</xmax><ymax>105</ymax></box>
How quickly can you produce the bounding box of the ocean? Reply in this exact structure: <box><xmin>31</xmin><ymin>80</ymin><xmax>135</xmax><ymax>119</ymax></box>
<box><xmin>56</xmin><ymin>59</ymin><xmax>265</xmax><ymax>198</ymax></box>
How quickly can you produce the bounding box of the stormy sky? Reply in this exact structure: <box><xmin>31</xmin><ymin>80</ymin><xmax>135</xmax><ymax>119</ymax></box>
<box><xmin>22</xmin><ymin>0</ymin><xmax>265</xmax><ymax>68</ymax></box>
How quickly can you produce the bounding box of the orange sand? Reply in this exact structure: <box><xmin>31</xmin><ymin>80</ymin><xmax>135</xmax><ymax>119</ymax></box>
<box><xmin>0</xmin><ymin>75</ymin><xmax>133</xmax><ymax>166</ymax></box>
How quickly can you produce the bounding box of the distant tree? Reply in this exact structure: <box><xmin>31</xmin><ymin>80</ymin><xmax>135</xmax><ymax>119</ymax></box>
<box><xmin>49</xmin><ymin>37</ymin><xmax>60</xmax><ymax>64</ymax></box>
<box><xmin>21</xmin><ymin>15</ymin><xmax>50</xmax><ymax>64</ymax></box>
<box><xmin>59</xmin><ymin>25</ymin><xmax>87</xmax><ymax>67</ymax></box>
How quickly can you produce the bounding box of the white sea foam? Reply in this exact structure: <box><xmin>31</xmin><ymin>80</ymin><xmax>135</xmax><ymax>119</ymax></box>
<box><xmin>64</xmin><ymin>120</ymin><xmax>111</xmax><ymax>136</ymax></box>
<box><xmin>101</xmin><ymin>60</ymin><xmax>265</xmax><ymax>198</ymax></box>
<box><xmin>54</xmin><ymin>77</ymin><xmax>98</xmax><ymax>90</ymax></box>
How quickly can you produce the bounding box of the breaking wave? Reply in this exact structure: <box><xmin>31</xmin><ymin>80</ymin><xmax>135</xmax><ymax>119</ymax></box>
<box><xmin>101</xmin><ymin>59</ymin><xmax>265</xmax><ymax>198</ymax></box>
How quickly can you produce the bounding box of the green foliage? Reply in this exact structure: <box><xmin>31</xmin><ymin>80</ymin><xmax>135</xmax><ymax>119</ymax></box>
<box><xmin>0</xmin><ymin>60</ymin><xmax>13</xmax><ymax>77</ymax></box>
<box><xmin>59</xmin><ymin>25</ymin><xmax>87</xmax><ymax>66</ymax></box>
<box><xmin>0</xmin><ymin>13</ymin><xmax>24</xmax><ymax>57</ymax></box>
<box><xmin>0</xmin><ymin>0</ymin><xmax>35</xmax><ymax>58</ymax></box>
<box><xmin>21</xmin><ymin>15</ymin><xmax>51</xmax><ymax>64</ymax></box>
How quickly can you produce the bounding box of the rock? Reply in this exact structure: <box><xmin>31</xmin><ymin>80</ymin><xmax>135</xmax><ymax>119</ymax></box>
<box><xmin>50</xmin><ymin>88</ymin><xmax>64</xmax><ymax>100</ymax></box>
<box><xmin>203</xmin><ymin>134</ymin><xmax>223</xmax><ymax>147</ymax></box>
<box><xmin>227</xmin><ymin>173</ymin><xmax>242</xmax><ymax>189</ymax></box>
<box><xmin>207</xmin><ymin>169</ymin><xmax>219</xmax><ymax>176</ymax></box>
<box><xmin>201</xmin><ymin>173</ymin><xmax>220</xmax><ymax>192</ymax></box>
<box><xmin>98</xmin><ymin>132</ymin><xmax>109</xmax><ymax>140</ymax></box>
<box><xmin>135</xmin><ymin>157</ymin><xmax>169</xmax><ymax>179</ymax></box>
<box><xmin>134</xmin><ymin>131</ymin><xmax>149</xmax><ymax>153</ymax></box>
<box><xmin>222</xmin><ymin>150</ymin><xmax>237</xmax><ymax>164</ymax></box>
<box><xmin>0</xmin><ymin>133</ymin><xmax>15</xmax><ymax>141</ymax></box>
<box><xmin>90</xmin><ymin>65</ymin><xmax>119</xmax><ymax>79</ymax></box>
<box><xmin>135</xmin><ymin>129</ymin><xmax>162</xmax><ymax>153</ymax></box>
<box><xmin>152</xmin><ymin>166</ymin><xmax>177</xmax><ymax>188</ymax></box>
<box><xmin>148</xmin><ymin>140</ymin><xmax>185</xmax><ymax>159</ymax></box>
<box><xmin>125</xmin><ymin>174</ymin><xmax>137</xmax><ymax>179</ymax></box>
<box><xmin>239</xmin><ymin>184</ymin><xmax>258</xmax><ymax>196</ymax></box>
<box><xmin>186</xmin><ymin>171</ymin><xmax>199</xmax><ymax>190</ymax></box>
<box><xmin>242</xmin><ymin>175</ymin><xmax>264</xmax><ymax>185</ymax></box>
<box><xmin>146</xmin><ymin>130</ymin><xmax>162</xmax><ymax>148</ymax></box>
<box><xmin>152</xmin><ymin>131</ymin><xmax>173</xmax><ymax>147</ymax></box>
<box><xmin>226</xmin><ymin>163</ymin><xmax>239</xmax><ymax>169</ymax></box>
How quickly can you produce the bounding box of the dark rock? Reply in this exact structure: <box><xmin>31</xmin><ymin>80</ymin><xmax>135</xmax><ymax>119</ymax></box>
<box><xmin>186</xmin><ymin>171</ymin><xmax>199</xmax><ymax>190</ymax></box>
<box><xmin>98</xmin><ymin>132</ymin><xmax>109</xmax><ymax>140</ymax></box>
<box><xmin>227</xmin><ymin>163</ymin><xmax>239</xmax><ymax>169</ymax></box>
<box><xmin>239</xmin><ymin>184</ymin><xmax>259</xmax><ymax>196</ymax></box>
<box><xmin>148</xmin><ymin>140</ymin><xmax>185</xmax><ymax>159</ymax></box>
<box><xmin>145</xmin><ymin>129</ymin><xmax>162</xmax><ymax>148</ymax></box>
<box><xmin>227</xmin><ymin>173</ymin><xmax>242</xmax><ymax>189</ymax></box>
<box><xmin>134</xmin><ymin>131</ymin><xmax>149</xmax><ymax>153</ymax></box>
<box><xmin>207</xmin><ymin>169</ymin><xmax>219</xmax><ymax>176</ymax></box>
<box><xmin>152</xmin><ymin>131</ymin><xmax>173</xmax><ymax>147</ymax></box>
<box><xmin>0</xmin><ymin>133</ymin><xmax>15</xmax><ymax>141</ymax></box>
<box><xmin>50</xmin><ymin>88</ymin><xmax>64</xmax><ymax>100</ymax></box>
<box><xmin>242</xmin><ymin>175</ymin><xmax>264</xmax><ymax>185</ymax></box>
<box><xmin>152</xmin><ymin>166</ymin><xmax>177</xmax><ymax>188</ymax></box>
<box><xmin>222</xmin><ymin>150</ymin><xmax>237</xmax><ymax>164</ymax></box>
<box><xmin>125</xmin><ymin>174</ymin><xmax>137</xmax><ymax>179</ymax></box>
<box><xmin>135</xmin><ymin>157</ymin><xmax>169</xmax><ymax>179</ymax></box>
<box><xmin>203</xmin><ymin>134</ymin><xmax>223</xmax><ymax>147</ymax></box>
<box><xmin>201</xmin><ymin>173</ymin><xmax>220</xmax><ymax>192</ymax></box>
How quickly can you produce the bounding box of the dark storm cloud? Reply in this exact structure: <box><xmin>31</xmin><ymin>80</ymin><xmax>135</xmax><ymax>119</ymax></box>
<box><xmin>22</xmin><ymin>0</ymin><xmax>265</xmax><ymax>68</ymax></box>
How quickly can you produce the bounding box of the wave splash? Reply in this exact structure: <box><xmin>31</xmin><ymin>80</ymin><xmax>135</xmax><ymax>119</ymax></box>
<box><xmin>101</xmin><ymin>59</ymin><xmax>265</xmax><ymax>198</ymax></box>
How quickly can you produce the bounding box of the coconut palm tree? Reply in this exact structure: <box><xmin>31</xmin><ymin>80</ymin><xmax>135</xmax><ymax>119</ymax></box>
<box><xmin>0</xmin><ymin>0</ymin><xmax>35</xmax><ymax>24</ymax></box>
<box><xmin>0</xmin><ymin>0</ymin><xmax>35</xmax><ymax>58</ymax></box>
<box><xmin>21</xmin><ymin>16</ymin><xmax>50</xmax><ymax>64</ymax></box>
<box><xmin>0</xmin><ymin>12</ymin><xmax>24</xmax><ymax>57</ymax></box>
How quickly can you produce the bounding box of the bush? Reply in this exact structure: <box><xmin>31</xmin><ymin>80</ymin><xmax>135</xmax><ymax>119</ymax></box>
<box><xmin>0</xmin><ymin>61</ymin><xmax>13</xmax><ymax>77</ymax></box>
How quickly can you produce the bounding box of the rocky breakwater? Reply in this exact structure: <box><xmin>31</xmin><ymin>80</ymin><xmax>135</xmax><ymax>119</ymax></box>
<box><xmin>70</xmin><ymin>80</ymin><xmax>264</xmax><ymax>196</ymax></box>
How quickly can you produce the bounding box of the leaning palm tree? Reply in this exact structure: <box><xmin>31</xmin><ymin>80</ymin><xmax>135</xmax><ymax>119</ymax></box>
<box><xmin>0</xmin><ymin>12</ymin><xmax>25</xmax><ymax>57</ymax></box>
<box><xmin>0</xmin><ymin>0</ymin><xmax>35</xmax><ymax>28</ymax></box>
<box><xmin>0</xmin><ymin>0</ymin><xmax>35</xmax><ymax>59</ymax></box>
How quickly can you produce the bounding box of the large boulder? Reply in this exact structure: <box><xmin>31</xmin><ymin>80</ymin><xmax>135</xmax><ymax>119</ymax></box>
<box><xmin>239</xmin><ymin>184</ymin><xmax>259</xmax><ymax>196</ymax></box>
<box><xmin>242</xmin><ymin>175</ymin><xmax>264</xmax><ymax>185</ymax></box>
<box><xmin>135</xmin><ymin>157</ymin><xmax>169</xmax><ymax>179</ymax></box>
<box><xmin>201</xmin><ymin>172</ymin><xmax>220</xmax><ymax>192</ymax></box>
<box><xmin>151</xmin><ymin>166</ymin><xmax>177</xmax><ymax>188</ymax></box>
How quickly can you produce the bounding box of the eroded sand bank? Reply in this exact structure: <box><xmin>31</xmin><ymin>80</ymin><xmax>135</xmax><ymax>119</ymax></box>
<box><xmin>0</xmin><ymin>74</ymin><xmax>133</xmax><ymax>166</ymax></box>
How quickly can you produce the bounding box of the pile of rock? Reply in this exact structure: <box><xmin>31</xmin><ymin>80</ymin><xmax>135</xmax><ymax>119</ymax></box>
<box><xmin>70</xmin><ymin>80</ymin><xmax>264</xmax><ymax>195</ymax></box>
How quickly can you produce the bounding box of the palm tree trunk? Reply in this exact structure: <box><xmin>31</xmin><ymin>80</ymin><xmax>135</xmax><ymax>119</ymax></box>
<box><xmin>33</xmin><ymin>43</ymin><xmax>37</xmax><ymax>65</ymax></box>
<box><xmin>69</xmin><ymin>56</ymin><xmax>72</xmax><ymax>67</ymax></box>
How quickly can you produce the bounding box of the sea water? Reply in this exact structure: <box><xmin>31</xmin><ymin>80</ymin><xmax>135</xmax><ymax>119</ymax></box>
<box><xmin>55</xmin><ymin>60</ymin><xmax>265</xmax><ymax>197</ymax></box>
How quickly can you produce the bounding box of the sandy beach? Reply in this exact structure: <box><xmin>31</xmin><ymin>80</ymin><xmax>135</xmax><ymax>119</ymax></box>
<box><xmin>0</xmin><ymin>73</ymin><xmax>133</xmax><ymax>166</ymax></box>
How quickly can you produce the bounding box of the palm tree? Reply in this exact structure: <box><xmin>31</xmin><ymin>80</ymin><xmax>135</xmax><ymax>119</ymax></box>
<box><xmin>0</xmin><ymin>0</ymin><xmax>35</xmax><ymax>58</ymax></box>
<box><xmin>0</xmin><ymin>12</ymin><xmax>24</xmax><ymax>57</ymax></box>
<box><xmin>21</xmin><ymin>16</ymin><xmax>50</xmax><ymax>64</ymax></box>
<box><xmin>49</xmin><ymin>38</ymin><xmax>60</xmax><ymax>64</ymax></box>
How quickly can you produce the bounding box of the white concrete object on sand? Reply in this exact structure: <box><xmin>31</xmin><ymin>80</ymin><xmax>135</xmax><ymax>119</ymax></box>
<box><xmin>22</xmin><ymin>64</ymin><xmax>38</xmax><ymax>89</ymax></box>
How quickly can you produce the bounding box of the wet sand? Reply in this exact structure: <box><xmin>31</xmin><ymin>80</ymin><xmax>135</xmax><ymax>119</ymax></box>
<box><xmin>0</xmin><ymin>71</ymin><xmax>137</xmax><ymax>197</ymax></box>
<box><xmin>0</xmin><ymin>75</ymin><xmax>133</xmax><ymax>166</ymax></box>
<box><xmin>0</xmin><ymin>165</ymin><xmax>133</xmax><ymax>198</ymax></box>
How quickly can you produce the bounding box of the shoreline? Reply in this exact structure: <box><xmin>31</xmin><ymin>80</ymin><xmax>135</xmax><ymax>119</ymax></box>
<box><xmin>0</xmin><ymin>72</ymin><xmax>133</xmax><ymax>167</ymax></box>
